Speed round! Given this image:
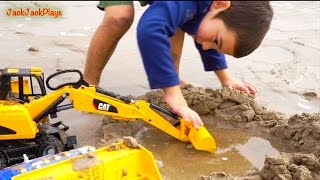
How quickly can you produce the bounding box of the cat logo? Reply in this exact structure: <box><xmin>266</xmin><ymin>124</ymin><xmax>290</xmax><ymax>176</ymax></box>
<box><xmin>93</xmin><ymin>99</ymin><xmax>118</xmax><ymax>113</ymax></box>
<box><xmin>98</xmin><ymin>103</ymin><xmax>111</xmax><ymax>111</ymax></box>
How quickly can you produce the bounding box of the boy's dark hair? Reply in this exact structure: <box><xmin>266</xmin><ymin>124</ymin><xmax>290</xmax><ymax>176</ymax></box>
<box><xmin>216</xmin><ymin>1</ymin><xmax>273</xmax><ymax>58</ymax></box>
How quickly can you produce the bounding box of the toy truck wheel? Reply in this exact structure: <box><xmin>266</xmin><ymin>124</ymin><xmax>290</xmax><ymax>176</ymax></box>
<box><xmin>37</xmin><ymin>135</ymin><xmax>64</xmax><ymax>157</ymax></box>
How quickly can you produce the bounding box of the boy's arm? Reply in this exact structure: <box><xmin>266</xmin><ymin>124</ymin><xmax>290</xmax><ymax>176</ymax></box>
<box><xmin>214</xmin><ymin>69</ymin><xmax>257</xmax><ymax>96</ymax></box>
<box><xmin>137</xmin><ymin>1</ymin><xmax>196</xmax><ymax>89</ymax></box>
<box><xmin>194</xmin><ymin>41</ymin><xmax>257</xmax><ymax>95</ymax></box>
<box><xmin>137</xmin><ymin>2</ymin><xmax>204</xmax><ymax>128</ymax></box>
<box><xmin>194</xmin><ymin>41</ymin><xmax>228</xmax><ymax>71</ymax></box>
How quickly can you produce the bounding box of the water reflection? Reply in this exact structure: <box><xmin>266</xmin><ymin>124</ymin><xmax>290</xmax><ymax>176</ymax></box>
<box><xmin>234</xmin><ymin>137</ymin><xmax>279</xmax><ymax>170</ymax></box>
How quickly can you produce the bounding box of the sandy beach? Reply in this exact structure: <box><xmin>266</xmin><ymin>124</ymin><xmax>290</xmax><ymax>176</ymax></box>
<box><xmin>1</xmin><ymin>1</ymin><xmax>319</xmax><ymax>114</ymax></box>
<box><xmin>0</xmin><ymin>1</ymin><xmax>319</xmax><ymax>179</ymax></box>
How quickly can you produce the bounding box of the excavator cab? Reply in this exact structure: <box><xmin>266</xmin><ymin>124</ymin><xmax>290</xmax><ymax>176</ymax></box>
<box><xmin>0</xmin><ymin>68</ymin><xmax>46</xmax><ymax>103</ymax></box>
<box><xmin>0</xmin><ymin>68</ymin><xmax>76</xmax><ymax>169</ymax></box>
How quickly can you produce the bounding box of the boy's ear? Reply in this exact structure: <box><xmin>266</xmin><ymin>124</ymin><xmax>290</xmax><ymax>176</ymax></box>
<box><xmin>210</xmin><ymin>1</ymin><xmax>231</xmax><ymax>13</ymax></box>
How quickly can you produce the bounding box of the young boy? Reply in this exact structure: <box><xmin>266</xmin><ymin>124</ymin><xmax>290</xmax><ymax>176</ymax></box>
<box><xmin>137</xmin><ymin>1</ymin><xmax>273</xmax><ymax>128</ymax></box>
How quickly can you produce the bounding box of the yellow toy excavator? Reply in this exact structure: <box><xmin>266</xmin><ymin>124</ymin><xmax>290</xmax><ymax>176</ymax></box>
<box><xmin>0</xmin><ymin>67</ymin><xmax>216</xmax><ymax>177</ymax></box>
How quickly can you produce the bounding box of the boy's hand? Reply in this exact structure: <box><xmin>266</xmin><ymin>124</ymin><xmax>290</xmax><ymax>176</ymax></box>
<box><xmin>223</xmin><ymin>79</ymin><xmax>257</xmax><ymax>96</ymax></box>
<box><xmin>172</xmin><ymin>105</ymin><xmax>203</xmax><ymax>129</ymax></box>
<box><xmin>163</xmin><ymin>85</ymin><xmax>203</xmax><ymax>129</ymax></box>
<box><xmin>214</xmin><ymin>69</ymin><xmax>258</xmax><ymax>96</ymax></box>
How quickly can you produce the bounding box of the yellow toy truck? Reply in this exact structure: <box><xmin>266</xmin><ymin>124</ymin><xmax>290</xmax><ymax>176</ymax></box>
<box><xmin>0</xmin><ymin>137</ymin><xmax>162</xmax><ymax>180</ymax></box>
<box><xmin>0</xmin><ymin>68</ymin><xmax>216</xmax><ymax>172</ymax></box>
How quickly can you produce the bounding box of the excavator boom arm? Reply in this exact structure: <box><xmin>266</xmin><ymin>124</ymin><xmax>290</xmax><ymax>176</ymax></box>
<box><xmin>25</xmin><ymin>69</ymin><xmax>216</xmax><ymax>153</ymax></box>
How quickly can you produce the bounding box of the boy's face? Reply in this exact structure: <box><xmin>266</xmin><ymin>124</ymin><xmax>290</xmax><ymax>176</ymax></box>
<box><xmin>193</xmin><ymin>1</ymin><xmax>236</xmax><ymax>56</ymax></box>
<box><xmin>194</xmin><ymin>18</ymin><xmax>236</xmax><ymax>56</ymax></box>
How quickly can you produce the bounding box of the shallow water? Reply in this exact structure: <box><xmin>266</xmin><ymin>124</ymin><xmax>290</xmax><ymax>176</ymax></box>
<box><xmin>136</xmin><ymin>125</ymin><xmax>280</xmax><ymax>180</ymax></box>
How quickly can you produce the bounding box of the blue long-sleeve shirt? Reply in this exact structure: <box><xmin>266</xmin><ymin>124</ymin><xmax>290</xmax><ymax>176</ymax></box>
<box><xmin>137</xmin><ymin>1</ymin><xmax>227</xmax><ymax>89</ymax></box>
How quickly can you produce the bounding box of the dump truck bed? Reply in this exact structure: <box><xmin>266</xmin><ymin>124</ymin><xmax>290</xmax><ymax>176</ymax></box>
<box><xmin>0</xmin><ymin>137</ymin><xmax>162</xmax><ymax>180</ymax></box>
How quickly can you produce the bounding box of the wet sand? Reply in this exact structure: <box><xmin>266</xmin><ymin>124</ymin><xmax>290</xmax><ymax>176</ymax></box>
<box><xmin>0</xmin><ymin>1</ymin><xmax>319</xmax><ymax>179</ymax></box>
<box><xmin>98</xmin><ymin>86</ymin><xmax>320</xmax><ymax>179</ymax></box>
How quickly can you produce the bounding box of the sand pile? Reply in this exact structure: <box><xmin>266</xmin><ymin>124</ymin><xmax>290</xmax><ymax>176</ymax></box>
<box><xmin>98</xmin><ymin>84</ymin><xmax>320</xmax><ymax>179</ymax></box>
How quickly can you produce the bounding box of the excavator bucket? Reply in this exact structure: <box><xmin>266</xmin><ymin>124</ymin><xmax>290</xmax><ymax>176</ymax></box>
<box><xmin>178</xmin><ymin>119</ymin><xmax>216</xmax><ymax>153</ymax></box>
<box><xmin>142</xmin><ymin>103</ymin><xmax>217</xmax><ymax>153</ymax></box>
<box><xmin>188</xmin><ymin>126</ymin><xmax>216</xmax><ymax>153</ymax></box>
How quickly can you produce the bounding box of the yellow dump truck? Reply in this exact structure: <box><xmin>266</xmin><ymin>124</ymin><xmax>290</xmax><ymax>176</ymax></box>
<box><xmin>0</xmin><ymin>137</ymin><xmax>162</xmax><ymax>180</ymax></box>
